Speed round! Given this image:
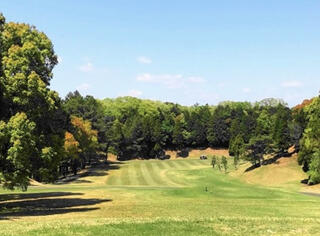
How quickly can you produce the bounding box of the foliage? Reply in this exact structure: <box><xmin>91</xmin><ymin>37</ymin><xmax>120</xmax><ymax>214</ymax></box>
<box><xmin>211</xmin><ymin>155</ymin><xmax>217</xmax><ymax>168</ymax></box>
<box><xmin>70</xmin><ymin>116</ymin><xmax>98</xmax><ymax>169</ymax></box>
<box><xmin>308</xmin><ymin>151</ymin><xmax>320</xmax><ymax>184</ymax></box>
<box><xmin>0</xmin><ymin>13</ymin><xmax>66</xmax><ymax>189</ymax></box>
<box><xmin>221</xmin><ymin>156</ymin><xmax>228</xmax><ymax>173</ymax></box>
<box><xmin>0</xmin><ymin>113</ymin><xmax>36</xmax><ymax>190</ymax></box>
<box><xmin>245</xmin><ymin>135</ymin><xmax>273</xmax><ymax>166</ymax></box>
<box><xmin>298</xmin><ymin>97</ymin><xmax>320</xmax><ymax>182</ymax></box>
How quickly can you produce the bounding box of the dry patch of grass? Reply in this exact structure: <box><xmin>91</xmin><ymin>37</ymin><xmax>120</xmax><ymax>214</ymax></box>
<box><xmin>166</xmin><ymin>148</ymin><xmax>229</xmax><ymax>159</ymax></box>
<box><xmin>107</xmin><ymin>148</ymin><xmax>229</xmax><ymax>161</ymax></box>
<box><xmin>231</xmin><ymin>154</ymin><xmax>307</xmax><ymax>189</ymax></box>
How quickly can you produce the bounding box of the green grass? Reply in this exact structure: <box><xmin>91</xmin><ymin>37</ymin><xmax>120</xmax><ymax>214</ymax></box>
<box><xmin>1</xmin><ymin>158</ymin><xmax>320</xmax><ymax>235</ymax></box>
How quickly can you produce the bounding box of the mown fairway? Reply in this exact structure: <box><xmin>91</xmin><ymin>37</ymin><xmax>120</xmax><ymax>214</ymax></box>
<box><xmin>1</xmin><ymin>158</ymin><xmax>320</xmax><ymax>236</ymax></box>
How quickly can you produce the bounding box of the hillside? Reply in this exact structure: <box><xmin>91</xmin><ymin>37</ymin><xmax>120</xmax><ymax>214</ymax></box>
<box><xmin>231</xmin><ymin>154</ymin><xmax>307</xmax><ymax>190</ymax></box>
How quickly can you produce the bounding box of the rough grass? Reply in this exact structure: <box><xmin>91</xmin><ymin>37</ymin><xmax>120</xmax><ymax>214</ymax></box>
<box><xmin>1</xmin><ymin>158</ymin><xmax>320</xmax><ymax>235</ymax></box>
<box><xmin>231</xmin><ymin>154</ymin><xmax>308</xmax><ymax>191</ymax></box>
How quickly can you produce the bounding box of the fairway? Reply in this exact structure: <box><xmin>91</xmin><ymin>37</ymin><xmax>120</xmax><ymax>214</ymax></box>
<box><xmin>1</xmin><ymin>158</ymin><xmax>320</xmax><ymax>236</ymax></box>
<box><xmin>105</xmin><ymin>159</ymin><xmax>210</xmax><ymax>187</ymax></box>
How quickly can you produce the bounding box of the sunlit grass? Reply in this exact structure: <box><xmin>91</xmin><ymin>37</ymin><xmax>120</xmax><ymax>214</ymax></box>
<box><xmin>1</xmin><ymin>158</ymin><xmax>320</xmax><ymax>235</ymax></box>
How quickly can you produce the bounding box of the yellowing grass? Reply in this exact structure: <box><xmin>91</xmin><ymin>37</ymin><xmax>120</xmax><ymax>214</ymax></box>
<box><xmin>231</xmin><ymin>154</ymin><xmax>307</xmax><ymax>190</ymax></box>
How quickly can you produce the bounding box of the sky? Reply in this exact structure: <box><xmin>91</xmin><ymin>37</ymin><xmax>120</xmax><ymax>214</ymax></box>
<box><xmin>1</xmin><ymin>1</ymin><xmax>319</xmax><ymax>107</ymax></box>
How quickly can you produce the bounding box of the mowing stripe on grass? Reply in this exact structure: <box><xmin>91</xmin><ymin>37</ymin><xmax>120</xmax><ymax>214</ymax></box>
<box><xmin>154</xmin><ymin>161</ymin><xmax>182</xmax><ymax>186</ymax></box>
<box><xmin>153</xmin><ymin>161</ymin><xmax>167</xmax><ymax>170</ymax></box>
<box><xmin>174</xmin><ymin>160</ymin><xmax>190</xmax><ymax>169</ymax></box>
<box><xmin>159</xmin><ymin>161</ymin><xmax>189</xmax><ymax>186</ymax></box>
<box><xmin>176</xmin><ymin>159</ymin><xmax>193</xmax><ymax>167</ymax></box>
<box><xmin>166</xmin><ymin>160</ymin><xmax>177</xmax><ymax>169</ymax></box>
<box><xmin>165</xmin><ymin>168</ymin><xmax>189</xmax><ymax>186</ymax></box>
<box><xmin>119</xmin><ymin>164</ymin><xmax>130</xmax><ymax>185</ymax></box>
<box><xmin>135</xmin><ymin>162</ymin><xmax>148</xmax><ymax>186</ymax></box>
<box><xmin>126</xmin><ymin>163</ymin><xmax>135</xmax><ymax>185</ymax></box>
<box><xmin>188</xmin><ymin>159</ymin><xmax>204</xmax><ymax>167</ymax></box>
<box><xmin>106</xmin><ymin>166</ymin><xmax>123</xmax><ymax>186</ymax></box>
<box><xmin>146</xmin><ymin>162</ymin><xmax>166</xmax><ymax>186</ymax></box>
<box><xmin>170</xmin><ymin>160</ymin><xmax>190</xmax><ymax>170</ymax></box>
<box><xmin>152</xmin><ymin>161</ymin><xmax>183</xmax><ymax>187</ymax></box>
<box><xmin>106</xmin><ymin>174</ymin><xmax>116</xmax><ymax>185</ymax></box>
<box><xmin>156</xmin><ymin>161</ymin><xmax>168</xmax><ymax>170</ymax></box>
<box><xmin>139</xmin><ymin>162</ymin><xmax>159</xmax><ymax>186</ymax></box>
<box><xmin>158</xmin><ymin>160</ymin><xmax>175</xmax><ymax>171</ymax></box>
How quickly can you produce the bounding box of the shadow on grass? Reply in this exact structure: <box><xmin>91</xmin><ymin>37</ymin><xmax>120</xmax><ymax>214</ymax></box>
<box><xmin>55</xmin><ymin>160</ymin><xmax>123</xmax><ymax>184</ymax></box>
<box><xmin>245</xmin><ymin>151</ymin><xmax>295</xmax><ymax>173</ymax></box>
<box><xmin>0</xmin><ymin>192</ymin><xmax>111</xmax><ymax>220</ymax></box>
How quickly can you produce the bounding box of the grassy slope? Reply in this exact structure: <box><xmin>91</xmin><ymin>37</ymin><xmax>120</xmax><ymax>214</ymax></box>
<box><xmin>231</xmin><ymin>154</ymin><xmax>307</xmax><ymax>190</ymax></box>
<box><xmin>1</xmin><ymin>158</ymin><xmax>320</xmax><ymax>235</ymax></box>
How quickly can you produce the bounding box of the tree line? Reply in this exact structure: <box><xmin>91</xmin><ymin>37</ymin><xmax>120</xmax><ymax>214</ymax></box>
<box><xmin>0</xmin><ymin>13</ymin><xmax>319</xmax><ymax>190</ymax></box>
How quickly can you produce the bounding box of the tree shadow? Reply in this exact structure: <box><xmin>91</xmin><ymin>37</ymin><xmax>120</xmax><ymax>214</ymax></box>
<box><xmin>55</xmin><ymin>160</ymin><xmax>123</xmax><ymax>184</ymax></box>
<box><xmin>245</xmin><ymin>151</ymin><xmax>294</xmax><ymax>172</ymax></box>
<box><xmin>0</xmin><ymin>192</ymin><xmax>82</xmax><ymax>201</ymax></box>
<box><xmin>0</xmin><ymin>192</ymin><xmax>111</xmax><ymax>220</ymax></box>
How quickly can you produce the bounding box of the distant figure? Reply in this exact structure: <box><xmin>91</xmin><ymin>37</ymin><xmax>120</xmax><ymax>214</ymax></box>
<box><xmin>200</xmin><ymin>155</ymin><xmax>207</xmax><ymax>160</ymax></box>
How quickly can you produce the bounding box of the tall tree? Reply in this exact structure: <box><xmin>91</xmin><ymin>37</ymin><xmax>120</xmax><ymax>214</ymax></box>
<box><xmin>0</xmin><ymin>13</ymin><xmax>66</xmax><ymax>188</ymax></box>
<box><xmin>298</xmin><ymin>97</ymin><xmax>320</xmax><ymax>182</ymax></box>
<box><xmin>272</xmin><ymin>104</ymin><xmax>291</xmax><ymax>154</ymax></box>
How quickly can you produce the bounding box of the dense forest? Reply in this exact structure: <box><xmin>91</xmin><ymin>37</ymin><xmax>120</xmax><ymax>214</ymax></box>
<box><xmin>0</xmin><ymin>13</ymin><xmax>319</xmax><ymax>190</ymax></box>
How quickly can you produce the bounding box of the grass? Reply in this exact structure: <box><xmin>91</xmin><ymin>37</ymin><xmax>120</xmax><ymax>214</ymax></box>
<box><xmin>1</xmin><ymin>158</ymin><xmax>320</xmax><ymax>235</ymax></box>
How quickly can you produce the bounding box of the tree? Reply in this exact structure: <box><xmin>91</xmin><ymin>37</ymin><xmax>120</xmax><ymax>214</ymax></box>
<box><xmin>221</xmin><ymin>156</ymin><xmax>228</xmax><ymax>173</ymax></box>
<box><xmin>272</xmin><ymin>104</ymin><xmax>291</xmax><ymax>153</ymax></box>
<box><xmin>70</xmin><ymin>116</ymin><xmax>98</xmax><ymax>172</ymax></box>
<box><xmin>0</xmin><ymin>13</ymin><xmax>65</xmax><ymax>188</ymax></box>
<box><xmin>229</xmin><ymin>135</ymin><xmax>244</xmax><ymax>169</ymax></box>
<box><xmin>172</xmin><ymin>114</ymin><xmax>189</xmax><ymax>149</ymax></box>
<box><xmin>211</xmin><ymin>155</ymin><xmax>217</xmax><ymax>168</ymax></box>
<box><xmin>298</xmin><ymin>97</ymin><xmax>320</xmax><ymax>181</ymax></box>
<box><xmin>308</xmin><ymin>151</ymin><xmax>320</xmax><ymax>184</ymax></box>
<box><xmin>63</xmin><ymin>91</ymin><xmax>110</xmax><ymax>152</ymax></box>
<box><xmin>207</xmin><ymin>105</ymin><xmax>231</xmax><ymax>147</ymax></box>
<box><xmin>186</xmin><ymin>105</ymin><xmax>211</xmax><ymax>147</ymax></box>
<box><xmin>0</xmin><ymin>113</ymin><xmax>36</xmax><ymax>190</ymax></box>
<box><xmin>245</xmin><ymin>135</ymin><xmax>272</xmax><ymax>166</ymax></box>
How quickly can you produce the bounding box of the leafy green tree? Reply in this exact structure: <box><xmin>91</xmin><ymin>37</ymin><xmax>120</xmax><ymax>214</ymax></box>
<box><xmin>308</xmin><ymin>151</ymin><xmax>320</xmax><ymax>184</ymax></box>
<box><xmin>207</xmin><ymin>105</ymin><xmax>231</xmax><ymax>147</ymax></box>
<box><xmin>70</xmin><ymin>116</ymin><xmax>98</xmax><ymax>171</ymax></box>
<box><xmin>221</xmin><ymin>156</ymin><xmax>228</xmax><ymax>173</ymax></box>
<box><xmin>63</xmin><ymin>91</ymin><xmax>111</xmax><ymax>152</ymax></box>
<box><xmin>298</xmin><ymin>97</ymin><xmax>320</xmax><ymax>179</ymax></box>
<box><xmin>0</xmin><ymin>113</ymin><xmax>36</xmax><ymax>190</ymax></box>
<box><xmin>0</xmin><ymin>13</ymin><xmax>66</xmax><ymax>187</ymax></box>
<box><xmin>272</xmin><ymin>104</ymin><xmax>291</xmax><ymax>153</ymax></box>
<box><xmin>245</xmin><ymin>135</ymin><xmax>272</xmax><ymax>166</ymax></box>
<box><xmin>186</xmin><ymin>105</ymin><xmax>211</xmax><ymax>147</ymax></box>
<box><xmin>211</xmin><ymin>155</ymin><xmax>217</xmax><ymax>168</ymax></box>
<box><xmin>229</xmin><ymin>135</ymin><xmax>244</xmax><ymax>169</ymax></box>
<box><xmin>172</xmin><ymin>114</ymin><xmax>189</xmax><ymax>149</ymax></box>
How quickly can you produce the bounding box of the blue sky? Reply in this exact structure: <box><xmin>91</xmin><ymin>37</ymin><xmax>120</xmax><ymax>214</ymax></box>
<box><xmin>1</xmin><ymin>1</ymin><xmax>319</xmax><ymax>106</ymax></box>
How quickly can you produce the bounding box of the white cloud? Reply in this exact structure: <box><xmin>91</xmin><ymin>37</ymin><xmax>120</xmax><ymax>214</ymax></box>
<box><xmin>281</xmin><ymin>80</ymin><xmax>303</xmax><ymax>88</ymax></box>
<box><xmin>137</xmin><ymin>56</ymin><xmax>152</xmax><ymax>64</ymax></box>
<box><xmin>136</xmin><ymin>73</ymin><xmax>205</xmax><ymax>89</ymax></box>
<box><xmin>242</xmin><ymin>87</ymin><xmax>251</xmax><ymax>93</ymax></box>
<box><xmin>79</xmin><ymin>62</ymin><xmax>94</xmax><ymax>72</ymax></box>
<box><xmin>127</xmin><ymin>89</ymin><xmax>143</xmax><ymax>97</ymax></box>
<box><xmin>76</xmin><ymin>83</ymin><xmax>91</xmax><ymax>93</ymax></box>
<box><xmin>188</xmin><ymin>76</ymin><xmax>206</xmax><ymax>83</ymax></box>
